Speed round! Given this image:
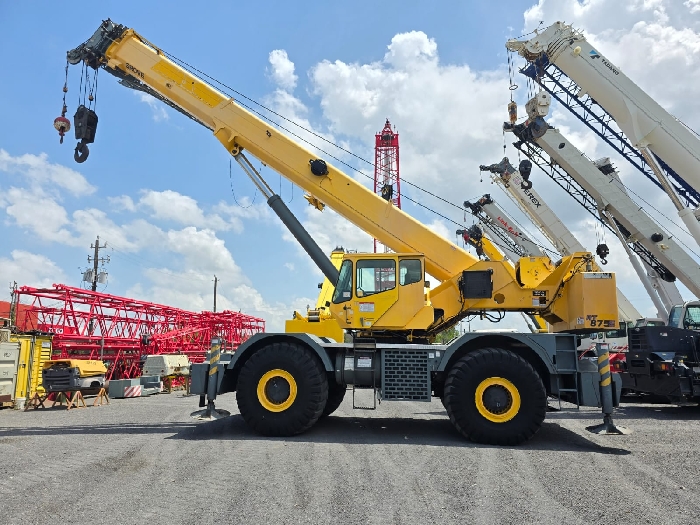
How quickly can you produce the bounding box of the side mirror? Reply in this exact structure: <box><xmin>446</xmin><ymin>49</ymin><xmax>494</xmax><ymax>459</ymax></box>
<box><xmin>325</xmin><ymin>301</ymin><xmax>331</xmax><ymax>307</ymax></box>
<box><xmin>424</xmin><ymin>281</ymin><xmax>431</xmax><ymax>289</ymax></box>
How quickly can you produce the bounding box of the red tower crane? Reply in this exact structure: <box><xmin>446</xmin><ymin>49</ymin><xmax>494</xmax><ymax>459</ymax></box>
<box><xmin>373</xmin><ymin>119</ymin><xmax>401</xmax><ymax>253</ymax></box>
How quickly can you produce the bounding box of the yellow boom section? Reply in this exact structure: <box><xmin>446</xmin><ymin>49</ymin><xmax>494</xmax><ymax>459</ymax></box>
<box><xmin>99</xmin><ymin>28</ymin><xmax>475</xmax><ymax>283</ymax></box>
<box><xmin>66</xmin><ymin>21</ymin><xmax>620</xmax><ymax>335</ymax></box>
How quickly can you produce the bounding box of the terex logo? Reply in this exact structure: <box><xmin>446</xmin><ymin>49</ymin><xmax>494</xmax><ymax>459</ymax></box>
<box><xmin>514</xmin><ymin>175</ymin><xmax>542</xmax><ymax>207</ymax></box>
<box><xmin>126</xmin><ymin>62</ymin><xmax>145</xmax><ymax>79</ymax></box>
<box><xmin>522</xmin><ymin>188</ymin><xmax>541</xmax><ymax>208</ymax></box>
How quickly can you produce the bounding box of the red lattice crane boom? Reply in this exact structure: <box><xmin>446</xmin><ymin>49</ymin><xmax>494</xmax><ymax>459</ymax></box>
<box><xmin>15</xmin><ymin>284</ymin><xmax>265</xmax><ymax>379</ymax></box>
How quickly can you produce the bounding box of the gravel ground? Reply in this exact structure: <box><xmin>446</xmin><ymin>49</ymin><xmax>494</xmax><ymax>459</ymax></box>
<box><xmin>1</xmin><ymin>391</ymin><xmax>699</xmax><ymax>525</ymax></box>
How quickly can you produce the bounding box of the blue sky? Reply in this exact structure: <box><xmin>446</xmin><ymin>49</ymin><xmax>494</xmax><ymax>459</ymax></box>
<box><xmin>2</xmin><ymin>0</ymin><xmax>700</xmax><ymax>331</ymax></box>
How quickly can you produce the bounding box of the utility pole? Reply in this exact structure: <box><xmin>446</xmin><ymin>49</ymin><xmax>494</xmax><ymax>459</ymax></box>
<box><xmin>9</xmin><ymin>281</ymin><xmax>17</xmax><ymax>327</ymax></box>
<box><xmin>88</xmin><ymin>236</ymin><xmax>109</xmax><ymax>292</ymax></box>
<box><xmin>213</xmin><ymin>275</ymin><xmax>218</xmax><ymax>313</ymax></box>
<box><xmin>86</xmin><ymin>236</ymin><xmax>109</xmax><ymax>335</ymax></box>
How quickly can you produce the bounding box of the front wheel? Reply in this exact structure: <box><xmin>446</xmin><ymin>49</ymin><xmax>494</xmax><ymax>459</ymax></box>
<box><xmin>237</xmin><ymin>342</ymin><xmax>328</xmax><ymax>436</ymax></box>
<box><xmin>444</xmin><ymin>347</ymin><xmax>546</xmax><ymax>446</ymax></box>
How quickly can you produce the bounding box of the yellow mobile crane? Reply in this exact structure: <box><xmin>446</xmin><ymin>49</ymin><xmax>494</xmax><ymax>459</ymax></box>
<box><xmin>64</xmin><ymin>20</ymin><xmax>619</xmax><ymax>445</ymax></box>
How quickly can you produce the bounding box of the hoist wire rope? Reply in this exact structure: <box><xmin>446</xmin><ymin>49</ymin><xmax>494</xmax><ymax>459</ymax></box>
<box><xmin>228</xmin><ymin>159</ymin><xmax>257</xmax><ymax>208</ymax></box>
<box><xmin>505</xmin><ymin>50</ymin><xmax>700</xmax><ymax>261</ymax></box>
<box><xmin>280</xmin><ymin>173</ymin><xmax>294</xmax><ymax>204</ymax></box>
<box><xmin>161</xmin><ymin>50</ymin><xmax>471</xmax><ymax>221</ymax></box>
<box><xmin>108</xmin><ymin>243</ymin><xmax>209</xmax><ymax>283</ymax></box>
<box><xmin>163</xmin><ymin>50</ymin><xmax>561</xmax><ymax>257</ymax></box>
<box><xmin>134</xmin><ymin>43</ymin><xmax>565</xmax><ymax>255</ymax></box>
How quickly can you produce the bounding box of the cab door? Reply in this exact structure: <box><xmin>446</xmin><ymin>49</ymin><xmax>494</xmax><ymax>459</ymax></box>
<box><xmin>373</xmin><ymin>257</ymin><xmax>433</xmax><ymax>329</ymax></box>
<box><xmin>353</xmin><ymin>258</ymin><xmax>399</xmax><ymax>329</ymax></box>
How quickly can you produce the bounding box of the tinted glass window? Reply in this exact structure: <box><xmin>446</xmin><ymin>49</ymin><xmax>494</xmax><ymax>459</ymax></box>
<box><xmin>356</xmin><ymin>259</ymin><xmax>395</xmax><ymax>297</ymax></box>
<box><xmin>399</xmin><ymin>259</ymin><xmax>422</xmax><ymax>286</ymax></box>
<box><xmin>668</xmin><ymin>306</ymin><xmax>682</xmax><ymax>328</ymax></box>
<box><xmin>332</xmin><ymin>260</ymin><xmax>353</xmax><ymax>304</ymax></box>
<box><xmin>684</xmin><ymin>305</ymin><xmax>700</xmax><ymax>329</ymax></box>
<box><xmin>605</xmin><ymin>321</ymin><xmax>631</xmax><ymax>338</ymax></box>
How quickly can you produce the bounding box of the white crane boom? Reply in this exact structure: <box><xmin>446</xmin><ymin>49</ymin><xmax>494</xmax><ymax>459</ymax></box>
<box><xmin>465</xmin><ymin>194</ymin><xmax>547</xmax><ymax>258</ymax></box>
<box><xmin>506</xmin><ymin>22</ymin><xmax>700</xmax><ymax>196</ymax></box>
<box><xmin>493</xmin><ymin>167</ymin><xmax>585</xmax><ymax>257</ymax></box>
<box><xmin>510</xmin><ymin>124</ymin><xmax>700</xmax><ymax>299</ymax></box>
<box><xmin>480</xmin><ymin>159</ymin><xmax>643</xmax><ymax>322</ymax></box>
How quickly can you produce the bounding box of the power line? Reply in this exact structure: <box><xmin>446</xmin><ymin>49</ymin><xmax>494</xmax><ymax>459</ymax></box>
<box><xmin>162</xmin><ymin>51</ymin><xmax>471</xmax><ymax>228</ymax></box>
<box><xmin>108</xmin><ymin>243</ymin><xmax>216</xmax><ymax>284</ymax></box>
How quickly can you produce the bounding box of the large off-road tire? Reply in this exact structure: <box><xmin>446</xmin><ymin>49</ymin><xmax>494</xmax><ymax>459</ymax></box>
<box><xmin>321</xmin><ymin>381</ymin><xmax>347</xmax><ymax>418</ymax></box>
<box><xmin>237</xmin><ymin>342</ymin><xmax>328</xmax><ymax>436</ymax></box>
<box><xmin>444</xmin><ymin>347</ymin><xmax>546</xmax><ymax>446</ymax></box>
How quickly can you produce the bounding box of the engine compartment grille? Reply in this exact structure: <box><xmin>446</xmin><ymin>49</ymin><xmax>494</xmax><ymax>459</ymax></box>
<box><xmin>381</xmin><ymin>349</ymin><xmax>430</xmax><ymax>401</ymax></box>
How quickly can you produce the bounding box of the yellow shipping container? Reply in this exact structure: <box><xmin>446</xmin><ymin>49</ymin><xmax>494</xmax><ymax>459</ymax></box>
<box><xmin>11</xmin><ymin>334</ymin><xmax>52</xmax><ymax>406</ymax></box>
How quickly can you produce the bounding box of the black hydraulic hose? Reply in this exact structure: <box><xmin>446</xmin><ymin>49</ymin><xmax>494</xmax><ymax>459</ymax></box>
<box><xmin>267</xmin><ymin>195</ymin><xmax>339</xmax><ymax>284</ymax></box>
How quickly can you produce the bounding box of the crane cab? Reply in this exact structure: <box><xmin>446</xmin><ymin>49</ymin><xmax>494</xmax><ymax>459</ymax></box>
<box><xmin>329</xmin><ymin>253</ymin><xmax>435</xmax><ymax>331</ymax></box>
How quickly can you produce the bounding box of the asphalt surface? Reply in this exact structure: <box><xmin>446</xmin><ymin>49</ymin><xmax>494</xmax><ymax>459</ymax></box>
<box><xmin>1</xmin><ymin>391</ymin><xmax>699</xmax><ymax>525</ymax></box>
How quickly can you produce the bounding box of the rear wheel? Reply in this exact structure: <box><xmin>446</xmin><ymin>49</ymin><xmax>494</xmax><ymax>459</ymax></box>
<box><xmin>321</xmin><ymin>381</ymin><xmax>347</xmax><ymax>417</ymax></box>
<box><xmin>237</xmin><ymin>342</ymin><xmax>328</xmax><ymax>436</ymax></box>
<box><xmin>444</xmin><ymin>347</ymin><xmax>546</xmax><ymax>446</ymax></box>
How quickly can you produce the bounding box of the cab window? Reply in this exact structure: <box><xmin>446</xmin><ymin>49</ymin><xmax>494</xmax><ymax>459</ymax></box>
<box><xmin>683</xmin><ymin>305</ymin><xmax>700</xmax><ymax>330</ymax></box>
<box><xmin>605</xmin><ymin>321</ymin><xmax>631</xmax><ymax>339</ymax></box>
<box><xmin>332</xmin><ymin>260</ymin><xmax>353</xmax><ymax>304</ymax></box>
<box><xmin>399</xmin><ymin>259</ymin><xmax>422</xmax><ymax>286</ymax></box>
<box><xmin>668</xmin><ymin>306</ymin><xmax>682</xmax><ymax>328</ymax></box>
<box><xmin>356</xmin><ymin>259</ymin><xmax>395</xmax><ymax>297</ymax></box>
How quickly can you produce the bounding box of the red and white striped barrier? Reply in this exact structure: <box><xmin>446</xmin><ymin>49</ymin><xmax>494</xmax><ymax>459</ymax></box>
<box><xmin>123</xmin><ymin>385</ymin><xmax>142</xmax><ymax>398</ymax></box>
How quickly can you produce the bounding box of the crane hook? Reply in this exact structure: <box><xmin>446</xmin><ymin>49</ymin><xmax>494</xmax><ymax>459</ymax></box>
<box><xmin>596</xmin><ymin>243</ymin><xmax>609</xmax><ymax>265</ymax></box>
<box><xmin>74</xmin><ymin>141</ymin><xmax>90</xmax><ymax>163</ymax></box>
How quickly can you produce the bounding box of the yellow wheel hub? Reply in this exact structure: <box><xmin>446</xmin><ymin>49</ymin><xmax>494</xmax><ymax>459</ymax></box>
<box><xmin>475</xmin><ymin>377</ymin><xmax>521</xmax><ymax>423</ymax></box>
<box><xmin>257</xmin><ymin>369</ymin><xmax>297</xmax><ymax>412</ymax></box>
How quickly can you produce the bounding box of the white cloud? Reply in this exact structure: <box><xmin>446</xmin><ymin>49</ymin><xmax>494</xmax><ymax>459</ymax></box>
<box><xmin>384</xmin><ymin>31</ymin><xmax>438</xmax><ymax>70</ymax></box>
<box><xmin>138</xmin><ymin>93</ymin><xmax>169</xmax><ymax>122</ymax></box>
<box><xmin>137</xmin><ymin>190</ymin><xmax>273</xmax><ymax>233</ymax></box>
<box><xmin>425</xmin><ymin>219</ymin><xmax>452</xmax><ymax>241</ymax></box>
<box><xmin>4</xmin><ymin>186</ymin><xmax>73</xmax><ymax>243</ymax></box>
<box><xmin>283</xmin><ymin>207</ymin><xmax>372</xmax><ymax>267</ymax></box>
<box><xmin>108</xmin><ymin>195</ymin><xmax>136</xmax><ymax>212</ymax></box>
<box><xmin>123</xmin><ymin>227</ymin><xmax>314</xmax><ymax>331</ymax></box>
<box><xmin>687</xmin><ymin>0</ymin><xmax>700</xmax><ymax>14</ymax></box>
<box><xmin>0</xmin><ymin>250</ymin><xmax>68</xmax><ymax>289</ymax></box>
<box><xmin>310</xmin><ymin>30</ymin><xmax>509</xmax><ymax>197</ymax></box>
<box><xmin>0</xmin><ymin>147</ymin><xmax>289</xmax><ymax>328</ymax></box>
<box><xmin>268</xmin><ymin>49</ymin><xmax>298</xmax><ymax>91</ymax></box>
<box><xmin>0</xmin><ymin>149</ymin><xmax>95</xmax><ymax>197</ymax></box>
<box><xmin>138</xmin><ymin>189</ymin><xmax>234</xmax><ymax>231</ymax></box>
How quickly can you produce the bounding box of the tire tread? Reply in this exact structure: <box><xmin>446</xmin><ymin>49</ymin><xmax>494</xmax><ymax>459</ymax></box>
<box><xmin>444</xmin><ymin>347</ymin><xmax>546</xmax><ymax>446</ymax></box>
